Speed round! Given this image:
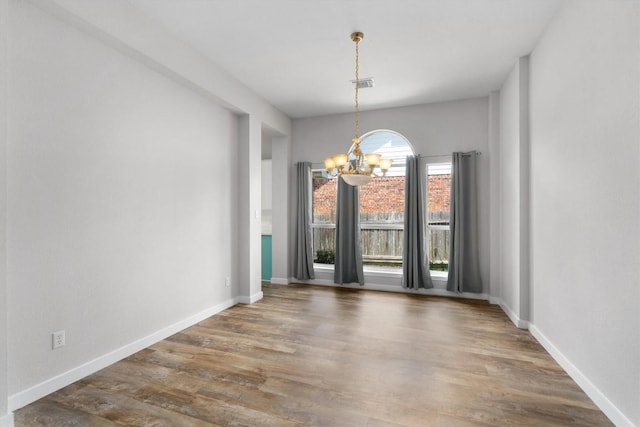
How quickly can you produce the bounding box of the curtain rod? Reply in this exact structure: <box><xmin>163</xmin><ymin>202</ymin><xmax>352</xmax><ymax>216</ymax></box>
<box><xmin>419</xmin><ymin>151</ymin><xmax>482</xmax><ymax>158</ymax></box>
<box><xmin>311</xmin><ymin>151</ymin><xmax>482</xmax><ymax>168</ymax></box>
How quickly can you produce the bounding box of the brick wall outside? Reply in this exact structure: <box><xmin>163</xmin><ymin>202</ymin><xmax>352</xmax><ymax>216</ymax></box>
<box><xmin>427</xmin><ymin>175</ymin><xmax>451</xmax><ymax>214</ymax></box>
<box><xmin>312</xmin><ymin>174</ymin><xmax>451</xmax><ymax>220</ymax></box>
<box><xmin>360</xmin><ymin>176</ymin><xmax>405</xmax><ymax>215</ymax></box>
<box><xmin>312</xmin><ymin>178</ymin><xmax>337</xmax><ymax>222</ymax></box>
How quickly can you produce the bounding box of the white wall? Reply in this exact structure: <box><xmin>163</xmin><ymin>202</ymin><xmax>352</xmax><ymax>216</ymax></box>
<box><xmin>270</xmin><ymin>136</ymin><xmax>291</xmax><ymax>284</ymax></box>
<box><xmin>487</xmin><ymin>91</ymin><xmax>500</xmax><ymax>303</ymax></box>
<box><xmin>237</xmin><ymin>115</ymin><xmax>263</xmax><ymax>302</ymax></box>
<box><xmin>291</xmin><ymin>98</ymin><xmax>491</xmax><ymax>292</ymax></box>
<box><xmin>31</xmin><ymin>0</ymin><xmax>290</xmax><ymax>136</ymax></box>
<box><xmin>497</xmin><ymin>57</ymin><xmax>530</xmax><ymax>326</ymax></box>
<box><xmin>528</xmin><ymin>0</ymin><xmax>639</xmax><ymax>425</ymax></box>
<box><xmin>7</xmin><ymin>0</ymin><xmax>238</xmax><ymax>404</ymax></box>
<box><xmin>0</xmin><ymin>0</ymin><xmax>9</xmax><ymax>424</ymax></box>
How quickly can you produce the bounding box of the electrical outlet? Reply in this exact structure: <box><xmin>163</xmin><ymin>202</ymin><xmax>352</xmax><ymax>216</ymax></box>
<box><xmin>52</xmin><ymin>330</ymin><xmax>65</xmax><ymax>349</ymax></box>
<box><xmin>225</xmin><ymin>277</ymin><xmax>230</xmax><ymax>287</ymax></box>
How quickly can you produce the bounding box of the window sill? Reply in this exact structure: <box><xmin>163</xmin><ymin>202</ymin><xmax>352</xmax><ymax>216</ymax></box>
<box><xmin>307</xmin><ymin>264</ymin><xmax>458</xmax><ymax>294</ymax></box>
<box><xmin>313</xmin><ymin>263</ymin><xmax>448</xmax><ymax>279</ymax></box>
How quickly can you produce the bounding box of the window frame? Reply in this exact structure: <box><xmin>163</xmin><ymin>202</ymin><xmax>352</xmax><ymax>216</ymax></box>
<box><xmin>425</xmin><ymin>159</ymin><xmax>452</xmax><ymax>275</ymax></box>
<box><xmin>357</xmin><ymin>130</ymin><xmax>414</xmax><ymax>269</ymax></box>
<box><xmin>310</xmin><ymin>169</ymin><xmax>337</xmax><ymax>266</ymax></box>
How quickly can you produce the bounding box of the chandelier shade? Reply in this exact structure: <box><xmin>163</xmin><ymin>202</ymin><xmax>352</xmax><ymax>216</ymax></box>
<box><xmin>341</xmin><ymin>174</ymin><xmax>373</xmax><ymax>186</ymax></box>
<box><xmin>323</xmin><ymin>32</ymin><xmax>392</xmax><ymax>186</ymax></box>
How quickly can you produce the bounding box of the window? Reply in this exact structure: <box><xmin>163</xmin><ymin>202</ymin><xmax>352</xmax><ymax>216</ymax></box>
<box><xmin>426</xmin><ymin>163</ymin><xmax>451</xmax><ymax>271</ymax></box>
<box><xmin>311</xmin><ymin>131</ymin><xmax>448</xmax><ymax>274</ymax></box>
<box><xmin>311</xmin><ymin>170</ymin><xmax>337</xmax><ymax>264</ymax></box>
<box><xmin>358</xmin><ymin>131</ymin><xmax>414</xmax><ymax>269</ymax></box>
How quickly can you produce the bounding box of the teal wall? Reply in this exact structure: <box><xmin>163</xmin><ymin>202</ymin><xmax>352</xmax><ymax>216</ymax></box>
<box><xmin>261</xmin><ymin>235</ymin><xmax>272</xmax><ymax>281</ymax></box>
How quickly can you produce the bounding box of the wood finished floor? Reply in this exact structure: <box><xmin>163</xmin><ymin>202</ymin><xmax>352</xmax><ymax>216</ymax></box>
<box><xmin>15</xmin><ymin>284</ymin><xmax>611</xmax><ymax>426</ymax></box>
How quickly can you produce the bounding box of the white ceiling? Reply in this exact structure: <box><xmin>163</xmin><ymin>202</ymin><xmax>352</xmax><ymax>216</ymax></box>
<box><xmin>126</xmin><ymin>0</ymin><xmax>562</xmax><ymax>119</ymax></box>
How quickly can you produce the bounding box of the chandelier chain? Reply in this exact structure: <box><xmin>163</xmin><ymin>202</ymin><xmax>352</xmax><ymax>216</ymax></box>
<box><xmin>354</xmin><ymin>36</ymin><xmax>359</xmax><ymax>140</ymax></box>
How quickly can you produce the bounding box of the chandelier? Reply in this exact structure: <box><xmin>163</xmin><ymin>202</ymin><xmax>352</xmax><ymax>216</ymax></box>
<box><xmin>323</xmin><ymin>32</ymin><xmax>392</xmax><ymax>186</ymax></box>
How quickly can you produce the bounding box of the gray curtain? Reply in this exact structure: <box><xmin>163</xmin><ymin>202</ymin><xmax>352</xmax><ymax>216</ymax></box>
<box><xmin>293</xmin><ymin>162</ymin><xmax>315</xmax><ymax>280</ymax></box>
<box><xmin>334</xmin><ymin>178</ymin><xmax>364</xmax><ymax>285</ymax></box>
<box><xmin>402</xmin><ymin>155</ymin><xmax>434</xmax><ymax>289</ymax></box>
<box><xmin>447</xmin><ymin>151</ymin><xmax>483</xmax><ymax>293</ymax></box>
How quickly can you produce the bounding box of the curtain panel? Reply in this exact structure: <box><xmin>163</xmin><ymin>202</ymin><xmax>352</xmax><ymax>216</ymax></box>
<box><xmin>447</xmin><ymin>151</ymin><xmax>483</xmax><ymax>293</ymax></box>
<box><xmin>402</xmin><ymin>155</ymin><xmax>434</xmax><ymax>289</ymax></box>
<box><xmin>293</xmin><ymin>162</ymin><xmax>315</xmax><ymax>280</ymax></box>
<box><xmin>334</xmin><ymin>178</ymin><xmax>364</xmax><ymax>285</ymax></box>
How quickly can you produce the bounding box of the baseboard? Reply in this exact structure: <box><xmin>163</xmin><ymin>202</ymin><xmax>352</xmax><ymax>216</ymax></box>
<box><xmin>236</xmin><ymin>291</ymin><xmax>263</xmax><ymax>304</ymax></box>
<box><xmin>0</xmin><ymin>412</ymin><xmax>14</xmax><ymax>427</ymax></box>
<box><xmin>491</xmin><ymin>297</ymin><xmax>529</xmax><ymax>329</ymax></box>
<box><xmin>488</xmin><ymin>296</ymin><xmax>501</xmax><ymax>305</ymax></box>
<box><xmin>295</xmin><ymin>278</ymin><xmax>334</xmax><ymax>287</ymax></box>
<box><xmin>269</xmin><ymin>277</ymin><xmax>289</xmax><ymax>285</ymax></box>
<box><xmin>529</xmin><ymin>325</ymin><xmax>634</xmax><ymax>427</ymax></box>
<box><xmin>8</xmin><ymin>298</ymin><xmax>237</xmax><ymax>412</ymax></box>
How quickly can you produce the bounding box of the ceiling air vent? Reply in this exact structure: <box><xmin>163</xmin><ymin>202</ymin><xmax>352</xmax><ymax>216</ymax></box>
<box><xmin>351</xmin><ymin>77</ymin><xmax>375</xmax><ymax>89</ymax></box>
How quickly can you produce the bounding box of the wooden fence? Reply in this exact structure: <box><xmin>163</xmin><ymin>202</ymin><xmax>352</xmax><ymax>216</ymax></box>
<box><xmin>312</xmin><ymin>212</ymin><xmax>449</xmax><ymax>268</ymax></box>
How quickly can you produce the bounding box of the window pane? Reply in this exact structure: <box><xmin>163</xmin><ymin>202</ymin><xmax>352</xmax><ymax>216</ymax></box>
<box><xmin>427</xmin><ymin>163</ymin><xmax>451</xmax><ymax>224</ymax></box>
<box><xmin>358</xmin><ymin>131</ymin><xmax>413</xmax><ymax>177</ymax></box>
<box><xmin>429</xmin><ymin>228</ymin><xmax>449</xmax><ymax>271</ymax></box>
<box><xmin>360</xmin><ymin>176</ymin><xmax>405</xmax><ymax>224</ymax></box>
<box><xmin>427</xmin><ymin>163</ymin><xmax>451</xmax><ymax>271</ymax></box>
<box><xmin>313</xmin><ymin>228</ymin><xmax>335</xmax><ymax>264</ymax></box>
<box><xmin>312</xmin><ymin>171</ymin><xmax>337</xmax><ymax>224</ymax></box>
<box><xmin>358</xmin><ymin>130</ymin><xmax>410</xmax><ymax>269</ymax></box>
<box><xmin>358</xmin><ymin>175</ymin><xmax>405</xmax><ymax>268</ymax></box>
<box><xmin>312</xmin><ymin>170</ymin><xmax>336</xmax><ymax>264</ymax></box>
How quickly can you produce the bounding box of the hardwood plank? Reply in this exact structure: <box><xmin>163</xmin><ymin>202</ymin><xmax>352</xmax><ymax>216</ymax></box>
<box><xmin>14</xmin><ymin>284</ymin><xmax>613</xmax><ymax>426</ymax></box>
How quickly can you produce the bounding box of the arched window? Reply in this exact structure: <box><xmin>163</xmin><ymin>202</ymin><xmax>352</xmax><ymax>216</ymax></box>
<box><xmin>358</xmin><ymin>130</ymin><xmax>415</xmax><ymax>176</ymax></box>
<box><xmin>310</xmin><ymin>130</ymin><xmax>414</xmax><ymax>268</ymax></box>
<box><xmin>358</xmin><ymin>130</ymin><xmax>414</xmax><ymax>269</ymax></box>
